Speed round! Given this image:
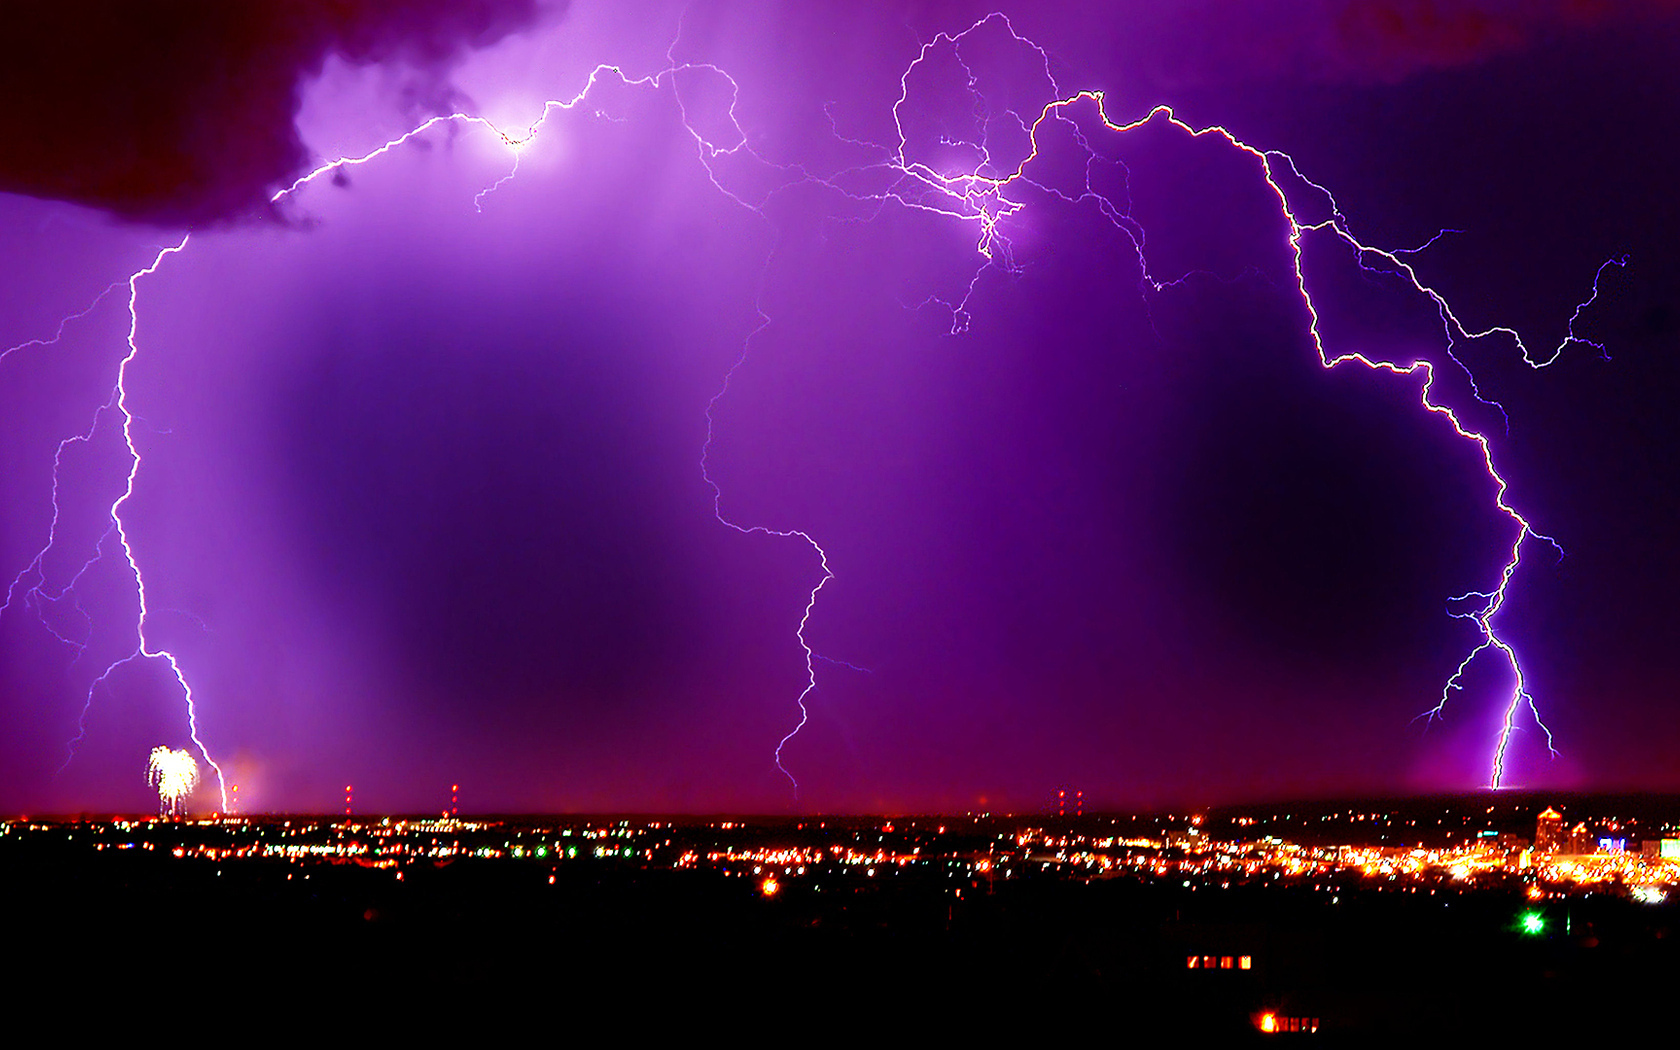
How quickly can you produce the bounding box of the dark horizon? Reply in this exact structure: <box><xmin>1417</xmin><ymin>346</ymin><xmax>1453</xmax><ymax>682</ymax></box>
<box><xmin>4</xmin><ymin>1</ymin><xmax>1678</xmax><ymax>815</ymax></box>
<box><xmin>19</xmin><ymin>786</ymin><xmax>1680</xmax><ymax>823</ymax></box>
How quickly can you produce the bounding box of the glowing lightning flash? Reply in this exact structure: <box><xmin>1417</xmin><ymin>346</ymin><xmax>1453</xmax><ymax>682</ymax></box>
<box><xmin>146</xmin><ymin>744</ymin><xmax>198</xmax><ymax>816</ymax></box>
<box><xmin>7</xmin><ymin>13</ymin><xmax>1623</xmax><ymax>802</ymax></box>
<box><xmin>864</xmin><ymin>15</ymin><xmax>1616</xmax><ymax>789</ymax></box>
<box><xmin>8</xmin><ymin>56</ymin><xmax>839</xmax><ymax>804</ymax></box>
<box><xmin>110</xmin><ymin>238</ymin><xmax>231</xmax><ymax>810</ymax></box>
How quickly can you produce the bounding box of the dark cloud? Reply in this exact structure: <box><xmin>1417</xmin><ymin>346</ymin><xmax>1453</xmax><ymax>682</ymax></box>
<box><xmin>897</xmin><ymin>0</ymin><xmax>1680</xmax><ymax>98</ymax></box>
<box><xmin>0</xmin><ymin>0</ymin><xmax>560</xmax><ymax>227</ymax></box>
<box><xmin>1322</xmin><ymin>0</ymin><xmax>1680</xmax><ymax>82</ymax></box>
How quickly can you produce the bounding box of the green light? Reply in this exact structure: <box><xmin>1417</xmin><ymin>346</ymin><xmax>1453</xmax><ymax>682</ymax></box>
<box><xmin>1520</xmin><ymin>911</ymin><xmax>1545</xmax><ymax>935</ymax></box>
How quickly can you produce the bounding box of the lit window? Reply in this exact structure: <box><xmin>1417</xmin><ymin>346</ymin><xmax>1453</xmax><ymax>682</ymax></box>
<box><xmin>1256</xmin><ymin>1013</ymin><xmax>1318</xmax><ymax>1034</ymax></box>
<box><xmin>1240</xmin><ymin>955</ymin><xmax>1252</xmax><ymax>970</ymax></box>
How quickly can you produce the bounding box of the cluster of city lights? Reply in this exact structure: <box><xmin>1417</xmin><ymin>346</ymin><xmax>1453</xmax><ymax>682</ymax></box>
<box><xmin>7</xmin><ymin>807</ymin><xmax>1679</xmax><ymax>910</ymax></box>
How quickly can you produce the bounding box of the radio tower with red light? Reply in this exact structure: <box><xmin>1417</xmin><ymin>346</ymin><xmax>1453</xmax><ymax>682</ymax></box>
<box><xmin>1056</xmin><ymin>789</ymin><xmax>1084</xmax><ymax>818</ymax></box>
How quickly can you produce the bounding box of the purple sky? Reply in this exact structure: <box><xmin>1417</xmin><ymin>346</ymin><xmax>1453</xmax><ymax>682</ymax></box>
<box><xmin>3</xmin><ymin>1</ymin><xmax>1678</xmax><ymax>815</ymax></box>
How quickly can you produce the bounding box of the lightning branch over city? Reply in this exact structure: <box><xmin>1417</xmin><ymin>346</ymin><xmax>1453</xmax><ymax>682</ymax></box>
<box><xmin>0</xmin><ymin>10</ymin><xmax>1630</xmax><ymax>809</ymax></box>
<box><xmin>864</xmin><ymin>16</ymin><xmax>1623</xmax><ymax>790</ymax></box>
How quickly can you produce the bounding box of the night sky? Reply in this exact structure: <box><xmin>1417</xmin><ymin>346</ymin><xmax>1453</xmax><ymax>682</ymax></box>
<box><xmin>3</xmin><ymin>1</ymin><xmax>1677</xmax><ymax>815</ymax></box>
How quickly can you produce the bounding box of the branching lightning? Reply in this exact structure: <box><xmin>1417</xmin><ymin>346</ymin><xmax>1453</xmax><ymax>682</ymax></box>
<box><xmin>813</xmin><ymin>14</ymin><xmax>1621</xmax><ymax>790</ymax></box>
<box><xmin>1</xmin><ymin>275</ymin><xmax>125</xmax><ymax>655</ymax></box>
<box><xmin>4</xmin><ymin>12</ymin><xmax>1623</xmax><ymax>803</ymax></box>
<box><xmin>107</xmin><ymin>238</ymin><xmax>231</xmax><ymax>809</ymax></box>
<box><xmin>701</xmin><ymin>340</ymin><xmax>834</xmax><ymax>797</ymax></box>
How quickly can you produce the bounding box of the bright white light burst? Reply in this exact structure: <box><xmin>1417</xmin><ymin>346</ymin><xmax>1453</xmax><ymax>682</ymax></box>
<box><xmin>146</xmin><ymin>746</ymin><xmax>199</xmax><ymax>815</ymax></box>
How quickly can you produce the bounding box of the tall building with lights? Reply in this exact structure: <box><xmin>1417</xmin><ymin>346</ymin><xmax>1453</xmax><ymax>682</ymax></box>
<box><xmin>1535</xmin><ymin>807</ymin><xmax>1564</xmax><ymax>853</ymax></box>
<box><xmin>1569</xmin><ymin>822</ymin><xmax>1596</xmax><ymax>855</ymax></box>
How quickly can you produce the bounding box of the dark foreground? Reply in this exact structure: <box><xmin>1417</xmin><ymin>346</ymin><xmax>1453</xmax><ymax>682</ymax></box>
<box><xmin>9</xmin><ymin>837</ymin><xmax>1678</xmax><ymax>1037</ymax></box>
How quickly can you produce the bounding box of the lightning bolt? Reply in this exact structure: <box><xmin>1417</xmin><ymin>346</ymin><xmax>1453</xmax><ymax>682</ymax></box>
<box><xmin>108</xmin><ymin>238</ymin><xmax>233</xmax><ymax>809</ymax></box>
<box><xmin>3</xmin><ymin>238</ymin><xmax>233</xmax><ymax>806</ymax></box>
<box><xmin>267</xmin><ymin>56</ymin><xmax>844</xmax><ymax>797</ymax></box>
<box><xmin>0</xmin><ymin>253</ymin><xmax>221</xmax><ymax>786</ymax></box>
<box><xmin>1</xmin><ymin>277</ymin><xmax>126</xmax><ymax>652</ymax></box>
<box><xmin>7</xmin><ymin>12</ymin><xmax>1622</xmax><ymax>805</ymax></box>
<box><xmin>11</xmin><ymin>52</ymin><xmax>839</xmax><ymax>806</ymax></box>
<box><xmin>700</xmin><ymin>322</ymin><xmax>835</xmax><ymax>798</ymax></box>
<box><xmin>849</xmin><ymin>13</ymin><xmax>1619</xmax><ymax>789</ymax></box>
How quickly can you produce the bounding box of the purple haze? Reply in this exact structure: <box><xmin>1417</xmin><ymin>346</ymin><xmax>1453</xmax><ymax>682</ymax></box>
<box><xmin>3</xmin><ymin>1</ymin><xmax>1678</xmax><ymax>815</ymax></box>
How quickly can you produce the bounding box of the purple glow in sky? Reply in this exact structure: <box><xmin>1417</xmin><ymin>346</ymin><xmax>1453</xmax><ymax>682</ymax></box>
<box><xmin>3</xmin><ymin>1</ymin><xmax>1678</xmax><ymax>815</ymax></box>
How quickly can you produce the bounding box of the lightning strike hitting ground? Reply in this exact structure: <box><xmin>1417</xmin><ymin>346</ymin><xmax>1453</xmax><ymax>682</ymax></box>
<box><xmin>6</xmin><ymin>12</ymin><xmax>1624</xmax><ymax>803</ymax></box>
<box><xmin>847</xmin><ymin>14</ymin><xmax>1620</xmax><ymax>789</ymax></box>
<box><xmin>110</xmin><ymin>239</ymin><xmax>232</xmax><ymax>810</ymax></box>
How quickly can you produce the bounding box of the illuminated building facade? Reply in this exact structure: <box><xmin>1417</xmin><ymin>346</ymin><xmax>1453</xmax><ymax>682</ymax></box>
<box><xmin>1569</xmin><ymin>822</ymin><xmax>1596</xmax><ymax>855</ymax></box>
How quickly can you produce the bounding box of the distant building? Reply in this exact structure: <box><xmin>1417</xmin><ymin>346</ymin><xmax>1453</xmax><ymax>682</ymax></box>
<box><xmin>1569</xmin><ymin>822</ymin><xmax>1596</xmax><ymax>855</ymax></box>
<box><xmin>1535</xmin><ymin>807</ymin><xmax>1565</xmax><ymax>853</ymax></box>
<box><xmin>1165</xmin><ymin>827</ymin><xmax>1207</xmax><ymax>851</ymax></box>
<box><xmin>1475</xmin><ymin>829</ymin><xmax>1531</xmax><ymax>853</ymax></box>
